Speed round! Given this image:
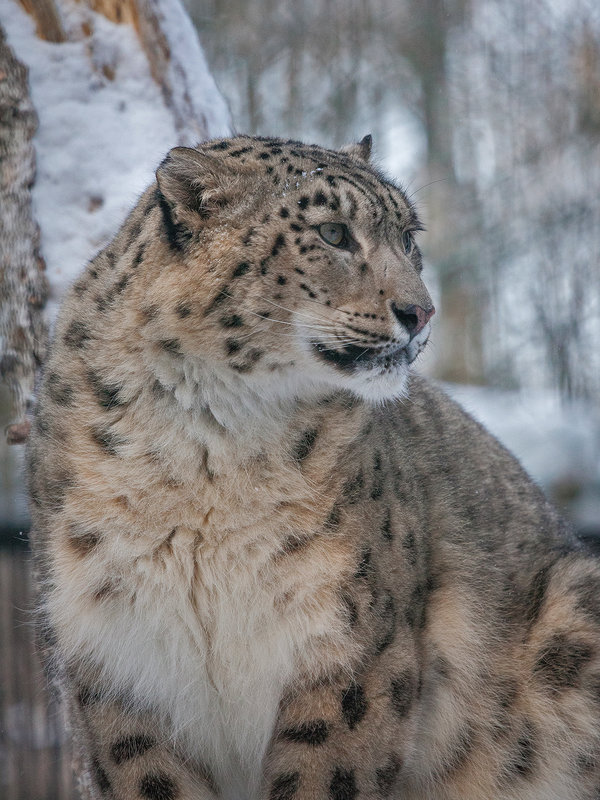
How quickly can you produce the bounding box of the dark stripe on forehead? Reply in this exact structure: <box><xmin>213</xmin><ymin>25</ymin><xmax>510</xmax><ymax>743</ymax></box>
<box><xmin>385</xmin><ymin>186</ymin><xmax>400</xmax><ymax>211</ymax></box>
<box><xmin>335</xmin><ymin>174</ymin><xmax>387</xmax><ymax>221</ymax></box>
<box><xmin>339</xmin><ymin>166</ymin><xmax>391</xmax><ymax>198</ymax></box>
<box><xmin>358</xmin><ymin>172</ymin><xmax>410</xmax><ymax>223</ymax></box>
<box><xmin>337</xmin><ymin>168</ymin><xmax>418</xmax><ymax>233</ymax></box>
<box><xmin>384</xmin><ymin>184</ymin><xmax>404</xmax><ymax>221</ymax></box>
<box><xmin>331</xmin><ymin>154</ymin><xmax>412</xmax><ymax>216</ymax></box>
<box><xmin>382</xmin><ymin>180</ymin><xmax>419</xmax><ymax>227</ymax></box>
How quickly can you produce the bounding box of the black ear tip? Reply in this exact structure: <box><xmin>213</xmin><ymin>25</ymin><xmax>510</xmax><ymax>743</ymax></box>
<box><xmin>360</xmin><ymin>134</ymin><xmax>373</xmax><ymax>159</ymax></box>
<box><xmin>340</xmin><ymin>135</ymin><xmax>373</xmax><ymax>162</ymax></box>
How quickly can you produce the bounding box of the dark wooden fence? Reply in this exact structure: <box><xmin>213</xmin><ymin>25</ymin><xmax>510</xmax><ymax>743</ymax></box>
<box><xmin>0</xmin><ymin>537</ymin><xmax>76</xmax><ymax>800</ymax></box>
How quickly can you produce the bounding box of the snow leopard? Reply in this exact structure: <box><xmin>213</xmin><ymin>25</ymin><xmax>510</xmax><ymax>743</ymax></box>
<box><xmin>27</xmin><ymin>134</ymin><xmax>600</xmax><ymax>800</ymax></box>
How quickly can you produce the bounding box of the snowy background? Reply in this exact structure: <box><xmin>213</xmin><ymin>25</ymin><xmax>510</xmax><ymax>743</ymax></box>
<box><xmin>1</xmin><ymin>0</ymin><xmax>599</xmax><ymax>537</ymax></box>
<box><xmin>1</xmin><ymin>5</ymin><xmax>598</xmax><ymax>798</ymax></box>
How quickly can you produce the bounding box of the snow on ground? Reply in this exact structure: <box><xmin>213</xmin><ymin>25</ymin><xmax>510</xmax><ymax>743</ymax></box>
<box><xmin>445</xmin><ymin>383</ymin><xmax>600</xmax><ymax>533</ymax></box>
<box><xmin>2</xmin><ymin>0</ymin><xmax>230</xmax><ymax>323</ymax></box>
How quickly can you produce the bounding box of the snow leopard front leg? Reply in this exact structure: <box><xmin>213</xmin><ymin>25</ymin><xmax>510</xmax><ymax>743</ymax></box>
<box><xmin>66</xmin><ymin>681</ymin><xmax>219</xmax><ymax>800</ymax></box>
<box><xmin>261</xmin><ymin>654</ymin><xmax>421</xmax><ymax>800</ymax></box>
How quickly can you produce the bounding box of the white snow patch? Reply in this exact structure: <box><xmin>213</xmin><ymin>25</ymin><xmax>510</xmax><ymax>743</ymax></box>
<box><xmin>2</xmin><ymin>0</ymin><xmax>230</xmax><ymax>323</ymax></box>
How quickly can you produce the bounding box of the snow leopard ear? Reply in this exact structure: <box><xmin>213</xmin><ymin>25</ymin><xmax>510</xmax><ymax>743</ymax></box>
<box><xmin>155</xmin><ymin>145</ymin><xmax>256</xmax><ymax>246</ymax></box>
<box><xmin>340</xmin><ymin>134</ymin><xmax>373</xmax><ymax>163</ymax></box>
<box><xmin>156</xmin><ymin>147</ymin><xmax>209</xmax><ymax>220</ymax></box>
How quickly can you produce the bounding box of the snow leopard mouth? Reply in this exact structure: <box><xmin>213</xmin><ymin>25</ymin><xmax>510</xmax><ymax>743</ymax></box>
<box><xmin>311</xmin><ymin>341</ymin><xmax>411</xmax><ymax>372</ymax></box>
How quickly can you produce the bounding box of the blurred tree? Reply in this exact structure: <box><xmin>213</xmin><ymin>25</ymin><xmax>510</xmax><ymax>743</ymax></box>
<box><xmin>449</xmin><ymin>0</ymin><xmax>600</xmax><ymax>398</ymax></box>
<box><xmin>396</xmin><ymin>0</ymin><xmax>485</xmax><ymax>384</ymax></box>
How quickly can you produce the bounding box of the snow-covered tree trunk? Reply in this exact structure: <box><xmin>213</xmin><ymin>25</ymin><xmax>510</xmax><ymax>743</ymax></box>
<box><xmin>0</xmin><ymin>0</ymin><xmax>230</xmax><ymax>445</ymax></box>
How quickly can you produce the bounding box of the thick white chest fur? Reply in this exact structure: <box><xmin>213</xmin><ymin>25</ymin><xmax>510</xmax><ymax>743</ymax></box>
<box><xmin>51</xmin><ymin>510</ymin><xmax>349</xmax><ymax>800</ymax></box>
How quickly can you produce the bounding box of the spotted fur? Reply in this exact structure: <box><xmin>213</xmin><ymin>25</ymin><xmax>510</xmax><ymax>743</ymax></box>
<box><xmin>28</xmin><ymin>135</ymin><xmax>600</xmax><ymax>800</ymax></box>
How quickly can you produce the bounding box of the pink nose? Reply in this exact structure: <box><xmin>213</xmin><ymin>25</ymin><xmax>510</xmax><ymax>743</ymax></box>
<box><xmin>391</xmin><ymin>302</ymin><xmax>435</xmax><ymax>339</ymax></box>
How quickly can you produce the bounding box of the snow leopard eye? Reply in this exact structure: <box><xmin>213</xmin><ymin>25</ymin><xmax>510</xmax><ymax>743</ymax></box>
<box><xmin>402</xmin><ymin>230</ymin><xmax>413</xmax><ymax>254</ymax></box>
<box><xmin>319</xmin><ymin>222</ymin><xmax>348</xmax><ymax>248</ymax></box>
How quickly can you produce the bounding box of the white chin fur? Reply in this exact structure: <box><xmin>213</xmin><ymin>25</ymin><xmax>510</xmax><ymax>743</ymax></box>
<box><xmin>337</xmin><ymin>366</ymin><xmax>411</xmax><ymax>404</ymax></box>
<box><xmin>291</xmin><ymin>325</ymin><xmax>430</xmax><ymax>406</ymax></box>
<box><xmin>341</xmin><ymin>324</ymin><xmax>431</xmax><ymax>404</ymax></box>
